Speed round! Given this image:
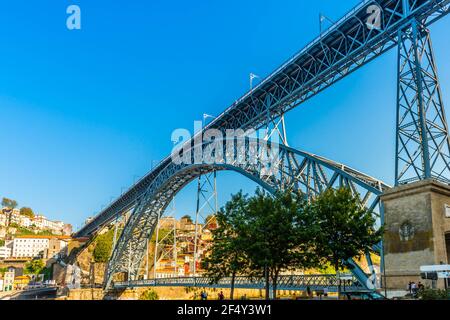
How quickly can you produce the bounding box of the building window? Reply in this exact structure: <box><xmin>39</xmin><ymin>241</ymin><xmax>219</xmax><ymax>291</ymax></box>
<box><xmin>446</xmin><ymin>233</ymin><xmax>450</xmax><ymax>264</ymax></box>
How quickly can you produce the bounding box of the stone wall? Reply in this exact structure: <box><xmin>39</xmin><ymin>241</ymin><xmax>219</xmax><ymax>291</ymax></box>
<box><xmin>62</xmin><ymin>286</ymin><xmax>300</xmax><ymax>300</ymax></box>
<box><xmin>381</xmin><ymin>179</ymin><xmax>450</xmax><ymax>290</ymax></box>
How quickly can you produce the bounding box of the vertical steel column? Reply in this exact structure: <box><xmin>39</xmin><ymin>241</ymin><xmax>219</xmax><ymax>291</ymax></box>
<box><xmin>395</xmin><ymin>19</ymin><xmax>450</xmax><ymax>185</ymax></box>
<box><xmin>193</xmin><ymin>171</ymin><xmax>218</xmax><ymax>277</ymax></box>
<box><xmin>173</xmin><ymin>217</ymin><xmax>178</xmax><ymax>276</ymax></box>
<box><xmin>145</xmin><ymin>238</ymin><xmax>149</xmax><ymax>280</ymax></box>
<box><xmin>127</xmin><ymin>242</ymin><xmax>132</xmax><ymax>281</ymax></box>
<box><xmin>153</xmin><ymin>213</ymin><xmax>160</xmax><ymax>279</ymax></box>
<box><xmin>151</xmin><ymin>199</ymin><xmax>177</xmax><ymax>279</ymax></box>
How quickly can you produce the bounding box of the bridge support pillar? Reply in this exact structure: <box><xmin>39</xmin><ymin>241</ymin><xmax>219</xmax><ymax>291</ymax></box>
<box><xmin>381</xmin><ymin>179</ymin><xmax>450</xmax><ymax>291</ymax></box>
<box><xmin>395</xmin><ymin>20</ymin><xmax>450</xmax><ymax>185</ymax></box>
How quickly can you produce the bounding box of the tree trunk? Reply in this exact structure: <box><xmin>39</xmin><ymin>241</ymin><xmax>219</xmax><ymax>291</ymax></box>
<box><xmin>272</xmin><ymin>271</ymin><xmax>279</xmax><ymax>300</ymax></box>
<box><xmin>335</xmin><ymin>263</ymin><xmax>341</xmax><ymax>300</ymax></box>
<box><xmin>230</xmin><ymin>272</ymin><xmax>236</xmax><ymax>300</ymax></box>
<box><xmin>264</xmin><ymin>264</ymin><xmax>270</xmax><ymax>300</ymax></box>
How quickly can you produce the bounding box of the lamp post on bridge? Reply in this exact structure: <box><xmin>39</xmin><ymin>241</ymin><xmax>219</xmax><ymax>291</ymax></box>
<box><xmin>249</xmin><ymin>73</ymin><xmax>259</xmax><ymax>92</ymax></box>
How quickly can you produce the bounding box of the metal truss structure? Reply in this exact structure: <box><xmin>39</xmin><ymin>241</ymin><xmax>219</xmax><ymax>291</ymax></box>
<box><xmin>76</xmin><ymin>0</ymin><xmax>450</xmax><ymax>239</ymax></box>
<box><xmin>103</xmin><ymin>137</ymin><xmax>389</xmax><ymax>289</ymax></box>
<box><xmin>153</xmin><ymin>208</ymin><xmax>178</xmax><ymax>279</ymax></box>
<box><xmin>395</xmin><ymin>18</ymin><xmax>450</xmax><ymax>185</ymax></box>
<box><xmin>73</xmin><ymin>0</ymin><xmax>450</xmax><ymax>294</ymax></box>
<box><xmin>113</xmin><ymin>274</ymin><xmax>366</xmax><ymax>293</ymax></box>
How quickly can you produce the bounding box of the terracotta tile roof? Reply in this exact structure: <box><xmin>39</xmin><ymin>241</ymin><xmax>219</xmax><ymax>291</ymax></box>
<box><xmin>14</xmin><ymin>235</ymin><xmax>71</xmax><ymax>240</ymax></box>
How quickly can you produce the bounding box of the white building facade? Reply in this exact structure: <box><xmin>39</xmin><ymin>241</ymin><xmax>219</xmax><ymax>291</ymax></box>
<box><xmin>3</xmin><ymin>271</ymin><xmax>14</xmax><ymax>291</ymax></box>
<box><xmin>1</xmin><ymin>208</ymin><xmax>67</xmax><ymax>234</ymax></box>
<box><xmin>0</xmin><ymin>246</ymin><xmax>11</xmax><ymax>259</ymax></box>
<box><xmin>12</xmin><ymin>237</ymin><xmax>49</xmax><ymax>258</ymax></box>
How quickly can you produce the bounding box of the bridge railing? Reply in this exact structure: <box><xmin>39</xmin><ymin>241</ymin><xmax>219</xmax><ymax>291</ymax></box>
<box><xmin>113</xmin><ymin>274</ymin><xmax>366</xmax><ymax>292</ymax></box>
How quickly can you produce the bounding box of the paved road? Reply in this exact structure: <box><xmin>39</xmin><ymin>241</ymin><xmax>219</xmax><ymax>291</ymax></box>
<box><xmin>1</xmin><ymin>287</ymin><xmax>58</xmax><ymax>300</ymax></box>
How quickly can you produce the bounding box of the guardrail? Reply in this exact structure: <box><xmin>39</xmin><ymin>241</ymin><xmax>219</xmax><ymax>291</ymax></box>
<box><xmin>114</xmin><ymin>274</ymin><xmax>366</xmax><ymax>292</ymax></box>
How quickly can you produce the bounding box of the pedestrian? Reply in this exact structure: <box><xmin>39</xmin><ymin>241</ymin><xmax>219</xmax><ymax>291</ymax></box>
<box><xmin>323</xmin><ymin>287</ymin><xmax>328</xmax><ymax>297</ymax></box>
<box><xmin>306</xmin><ymin>286</ymin><xmax>311</xmax><ymax>298</ymax></box>
<box><xmin>218</xmin><ymin>291</ymin><xmax>224</xmax><ymax>300</ymax></box>
<box><xmin>418</xmin><ymin>281</ymin><xmax>424</xmax><ymax>293</ymax></box>
<box><xmin>407</xmin><ymin>281</ymin><xmax>412</xmax><ymax>294</ymax></box>
<box><xmin>411</xmin><ymin>282</ymin><xmax>418</xmax><ymax>298</ymax></box>
<box><xmin>204</xmin><ymin>291</ymin><xmax>208</xmax><ymax>300</ymax></box>
<box><xmin>200</xmin><ymin>291</ymin><xmax>205</xmax><ymax>300</ymax></box>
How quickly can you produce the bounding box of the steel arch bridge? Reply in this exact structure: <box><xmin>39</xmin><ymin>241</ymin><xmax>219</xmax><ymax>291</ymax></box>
<box><xmin>74</xmin><ymin>0</ymin><xmax>450</xmax><ymax>293</ymax></box>
<box><xmin>104</xmin><ymin>137</ymin><xmax>389</xmax><ymax>289</ymax></box>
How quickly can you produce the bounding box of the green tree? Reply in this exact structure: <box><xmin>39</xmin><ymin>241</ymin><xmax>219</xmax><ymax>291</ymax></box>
<box><xmin>419</xmin><ymin>288</ymin><xmax>449</xmax><ymax>300</ymax></box>
<box><xmin>93</xmin><ymin>228</ymin><xmax>115</xmax><ymax>262</ymax></box>
<box><xmin>1</xmin><ymin>197</ymin><xmax>18</xmax><ymax>211</ymax></box>
<box><xmin>202</xmin><ymin>192</ymin><xmax>251</xmax><ymax>299</ymax></box>
<box><xmin>139</xmin><ymin>289</ymin><xmax>159</xmax><ymax>300</ymax></box>
<box><xmin>2</xmin><ymin>198</ymin><xmax>18</xmax><ymax>234</ymax></box>
<box><xmin>239</xmin><ymin>189</ymin><xmax>319</xmax><ymax>299</ymax></box>
<box><xmin>0</xmin><ymin>239</ymin><xmax>4</xmax><ymax>246</ymax></box>
<box><xmin>0</xmin><ymin>267</ymin><xmax>7</xmax><ymax>276</ymax></box>
<box><xmin>24</xmin><ymin>259</ymin><xmax>45</xmax><ymax>275</ymax></box>
<box><xmin>181</xmin><ymin>215</ymin><xmax>193</xmax><ymax>223</ymax></box>
<box><xmin>309</xmin><ymin>187</ymin><xmax>383</xmax><ymax>298</ymax></box>
<box><xmin>20</xmin><ymin>207</ymin><xmax>35</xmax><ymax>219</ymax></box>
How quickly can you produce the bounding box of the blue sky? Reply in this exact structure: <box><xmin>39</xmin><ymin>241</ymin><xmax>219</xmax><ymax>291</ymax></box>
<box><xmin>0</xmin><ymin>0</ymin><xmax>449</xmax><ymax>230</ymax></box>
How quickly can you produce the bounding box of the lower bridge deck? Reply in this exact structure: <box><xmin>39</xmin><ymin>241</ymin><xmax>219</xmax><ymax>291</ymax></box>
<box><xmin>113</xmin><ymin>274</ymin><xmax>370</xmax><ymax>293</ymax></box>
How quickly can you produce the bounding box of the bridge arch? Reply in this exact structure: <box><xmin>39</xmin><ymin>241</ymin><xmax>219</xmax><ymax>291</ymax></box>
<box><xmin>105</xmin><ymin>137</ymin><xmax>390</xmax><ymax>289</ymax></box>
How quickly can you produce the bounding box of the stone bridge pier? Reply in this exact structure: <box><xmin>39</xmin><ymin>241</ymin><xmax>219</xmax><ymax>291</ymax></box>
<box><xmin>382</xmin><ymin>179</ymin><xmax>450</xmax><ymax>291</ymax></box>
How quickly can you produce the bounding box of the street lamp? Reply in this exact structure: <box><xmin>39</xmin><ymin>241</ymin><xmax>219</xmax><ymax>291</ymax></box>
<box><xmin>319</xmin><ymin>13</ymin><xmax>335</xmax><ymax>35</ymax></box>
<box><xmin>150</xmin><ymin>159</ymin><xmax>159</xmax><ymax>170</ymax></box>
<box><xmin>249</xmin><ymin>73</ymin><xmax>260</xmax><ymax>91</ymax></box>
<box><xmin>203</xmin><ymin>113</ymin><xmax>216</xmax><ymax>128</ymax></box>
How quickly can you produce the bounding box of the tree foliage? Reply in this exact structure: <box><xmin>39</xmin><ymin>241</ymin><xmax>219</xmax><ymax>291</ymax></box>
<box><xmin>181</xmin><ymin>215</ymin><xmax>193</xmax><ymax>223</ymax></box>
<box><xmin>1</xmin><ymin>197</ymin><xmax>18</xmax><ymax>210</ymax></box>
<box><xmin>11</xmin><ymin>225</ymin><xmax>56</xmax><ymax>237</ymax></box>
<box><xmin>309</xmin><ymin>187</ymin><xmax>382</xmax><ymax>272</ymax></box>
<box><xmin>239</xmin><ymin>189</ymin><xmax>319</xmax><ymax>299</ymax></box>
<box><xmin>20</xmin><ymin>207</ymin><xmax>35</xmax><ymax>218</ymax></box>
<box><xmin>202</xmin><ymin>192</ymin><xmax>252</xmax><ymax>299</ymax></box>
<box><xmin>419</xmin><ymin>288</ymin><xmax>449</xmax><ymax>300</ymax></box>
<box><xmin>139</xmin><ymin>289</ymin><xmax>159</xmax><ymax>300</ymax></box>
<box><xmin>203</xmin><ymin>189</ymin><xmax>319</xmax><ymax>299</ymax></box>
<box><xmin>0</xmin><ymin>267</ymin><xmax>7</xmax><ymax>276</ymax></box>
<box><xmin>202</xmin><ymin>187</ymin><xmax>382</xmax><ymax>300</ymax></box>
<box><xmin>24</xmin><ymin>259</ymin><xmax>45</xmax><ymax>275</ymax></box>
<box><xmin>93</xmin><ymin>229</ymin><xmax>115</xmax><ymax>263</ymax></box>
